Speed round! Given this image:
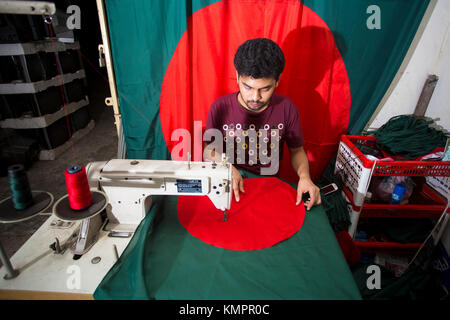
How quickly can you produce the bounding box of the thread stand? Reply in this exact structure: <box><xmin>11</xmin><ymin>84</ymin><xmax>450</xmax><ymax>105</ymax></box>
<box><xmin>0</xmin><ymin>191</ymin><xmax>54</xmax><ymax>223</ymax></box>
<box><xmin>0</xmin><ymin>191</ymin><xmax>54</xmax><ymax>280</ymax></box>
<box><xmin>52</xmin><ymin>190</ymin><xmax>108</xmax><ymax>255</ymax></box>
<box><xmin>53</xmin><ymin>190</ymin><xmax>107</xmax><ymax>222</ymax></box>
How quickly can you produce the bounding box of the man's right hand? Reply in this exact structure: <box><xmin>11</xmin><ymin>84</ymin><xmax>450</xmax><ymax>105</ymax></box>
<box><xmin>232</xmin><ymin>166</ymin><xmax>245</xmax><ymax>202</ymax></box>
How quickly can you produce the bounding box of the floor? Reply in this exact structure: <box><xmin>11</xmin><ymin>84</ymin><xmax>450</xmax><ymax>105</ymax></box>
<box><xmin>0</xmin><ymin>73</ymin><xmax>118</xmax><ymax>267</ymax></box>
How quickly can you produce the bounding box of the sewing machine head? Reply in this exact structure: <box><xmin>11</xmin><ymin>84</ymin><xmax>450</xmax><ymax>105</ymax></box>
<box><xmin>85</xmin><ymin>157</ymin><xmax>232</xmax><ymax>232</ymax></box>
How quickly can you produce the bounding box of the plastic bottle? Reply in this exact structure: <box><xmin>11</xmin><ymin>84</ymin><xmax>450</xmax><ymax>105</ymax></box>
<box><xmin>390</xmin><ymin>183</ymin><xmax>407</xmax><ymax>204</ymax></box>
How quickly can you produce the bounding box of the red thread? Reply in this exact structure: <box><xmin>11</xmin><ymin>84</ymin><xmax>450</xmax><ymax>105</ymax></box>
<box><xmin>64</xmin><ymin>166</ymin><xmax>92</xmax><ymax>210</ymax></box>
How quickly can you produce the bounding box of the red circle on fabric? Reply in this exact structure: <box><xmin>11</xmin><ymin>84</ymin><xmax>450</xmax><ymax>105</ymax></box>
<box><xmin>177</xmin><ymin>177</ymin><xmax>305</xmax><ymax>251</ymax></box>
<box><xmin>160</xmin><ymin>0</ymin><xmax>351</xmax><ymax>182</ymax></box>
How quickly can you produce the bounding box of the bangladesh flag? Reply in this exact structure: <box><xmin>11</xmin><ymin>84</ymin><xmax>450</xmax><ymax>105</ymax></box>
<box><xmin>104</xmin><ymin>0</ymin><xmax>430</xmax><ymax>182</ymax></box>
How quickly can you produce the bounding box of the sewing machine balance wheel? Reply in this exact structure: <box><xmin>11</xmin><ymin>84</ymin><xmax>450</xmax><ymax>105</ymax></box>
<box><xmin>52</xmin><ymin>189</ymin><xmax>108</xmax><ymax>222</ymax></box>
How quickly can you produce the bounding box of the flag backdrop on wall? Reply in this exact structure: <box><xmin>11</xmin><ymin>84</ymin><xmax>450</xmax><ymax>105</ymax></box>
<box><xmin>104</xmin><ymin>0</ymin><xmax>430</xmax><ymax>182</ymax></box>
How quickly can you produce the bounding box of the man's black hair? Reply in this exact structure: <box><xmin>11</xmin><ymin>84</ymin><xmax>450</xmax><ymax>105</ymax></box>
<box><xmin>234</xmin><ymin>38</ymin><xmax>285</xmax><ymax>81</ymax></box>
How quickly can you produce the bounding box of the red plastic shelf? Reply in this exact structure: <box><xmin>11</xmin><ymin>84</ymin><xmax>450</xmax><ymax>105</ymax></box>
<box><xmin>342</xmin><ymin>183</ymin><xmax>448</xmax><ymax>219</ymax></box>
<box><xmin>355</xmin><ymin>241</ymin><xmax>422</xmax><ymax>253</ymax></box>
<box><xmin>341</xmin><ymin>135</ymin><xmax>450</xmax><ymax>177</ymax></box>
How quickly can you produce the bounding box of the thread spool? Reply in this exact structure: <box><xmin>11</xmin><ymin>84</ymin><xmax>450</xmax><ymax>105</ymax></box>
<box><xmin>64</xmin><ymin>165</ymin><xmax>92</xmax><ymax>210</ymax></box>
<box><xmin>7</xmin><ymin>164</ymin><xmax>34</xmax><ymax>210</ymax></box>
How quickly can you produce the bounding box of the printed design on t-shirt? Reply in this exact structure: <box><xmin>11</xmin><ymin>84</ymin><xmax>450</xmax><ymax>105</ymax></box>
<box><xmin>221</xmin><ymin>123</ymin><xmax>281</xmax><ymax>166</ymax></box>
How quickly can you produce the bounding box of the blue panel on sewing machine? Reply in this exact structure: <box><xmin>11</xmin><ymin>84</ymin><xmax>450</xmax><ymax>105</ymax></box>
<box><xmin>176</xmin><ymin>179</ymin><xmax>202</xmax><ymax>193</ymax></box>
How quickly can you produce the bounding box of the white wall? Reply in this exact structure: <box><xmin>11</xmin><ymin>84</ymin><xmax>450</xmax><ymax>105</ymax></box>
<box><xmin>366</xmin><ymin>0</ymin><xmax>450</xmax><ymax>254</ymax></box>
<box><xmin>366</xmin><ymin>0</ymin><xmax>450</xmax><ymax>131</ymax></box>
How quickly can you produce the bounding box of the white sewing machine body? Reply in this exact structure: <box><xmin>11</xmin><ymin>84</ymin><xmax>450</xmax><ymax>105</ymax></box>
<box><xmin>85</xmin><ymin>158</ymin><xmax>232</xmax><ymax>232</ymax></box>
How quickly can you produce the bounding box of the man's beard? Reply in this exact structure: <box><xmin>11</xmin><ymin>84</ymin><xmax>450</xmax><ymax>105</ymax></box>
<box><xmin>245</xmin><ymin>100</ymin><xmax>269</xmax><ymax>112</ymax></box>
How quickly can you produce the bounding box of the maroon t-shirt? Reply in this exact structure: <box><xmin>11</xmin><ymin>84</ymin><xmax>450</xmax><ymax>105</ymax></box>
<box><xmin>205</xmin><ymin>92</ymin><xmax>304</xmax><ymax>175</ymax></box>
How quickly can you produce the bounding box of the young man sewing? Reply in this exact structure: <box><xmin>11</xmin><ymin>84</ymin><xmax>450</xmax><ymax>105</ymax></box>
<box><xmin>205</xmin><ymin>38</ymin><xmax>321</xmax><ymax>210</ymax></box>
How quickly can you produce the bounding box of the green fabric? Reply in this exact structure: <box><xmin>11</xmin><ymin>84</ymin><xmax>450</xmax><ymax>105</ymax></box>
<box><xmin>363</xmin><ymin>115</ymin><xmax>449</xmax><ymax>159</ymax></box>
<box><xmin>317</xmin><ymin>156</ymin><xmax>351</xmax><ymax>232</ymax></box>
<box><xmin>104</xmin><ymin>0</ymin><xmax>430</xmax><ymax>160</ymax></box>
<box><xmin>104</xmin><ymin>0</ymin><xmax>219</xmax><ymax>159</ymax></box>
<box><xmin>94</xmin><ymin>173</ymin><xmax>361</xmax><ymax>300</ymax></box>
<box><xmin>302</xmin><ymin>0</ymin><xmax>430</xmax><ymax>134</ymax></box>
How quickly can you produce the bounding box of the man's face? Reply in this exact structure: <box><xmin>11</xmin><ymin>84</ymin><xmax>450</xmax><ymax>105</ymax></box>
<box><xmin>237</xmin><ymin>74</ymin><xmax>278</xmax><ymax>113</ymax></box>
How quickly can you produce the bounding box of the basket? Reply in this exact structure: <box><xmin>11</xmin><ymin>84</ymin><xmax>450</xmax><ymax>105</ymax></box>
<box><xmin>342</xmin><ymin>190</ymin><xmax>361</xmax><ymax>238</ymax></box>
<box><xmin>335</xmin><ymin>135</ymin><xmax>450</xmax><ymax>206</ymax></box>
<box><xmin>426</xmin><ymin>176</ymin><xmax>449</xmax><ymax>200</ymax></box>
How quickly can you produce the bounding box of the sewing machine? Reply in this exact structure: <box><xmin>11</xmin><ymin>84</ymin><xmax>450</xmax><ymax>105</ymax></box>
<box><xmin>55</xmin><ymin>155</ymin><xmax>232</xmax><ymax>255</ymax></box>
<box><xmin>0</xmin><ymin>156</ymin><xmax>232</xmax><ymax>297</ymax></box>
<box><xmin>87</xmin><ymin>155</ymin><xmax>232</xmax><ymax>231</ymax></box>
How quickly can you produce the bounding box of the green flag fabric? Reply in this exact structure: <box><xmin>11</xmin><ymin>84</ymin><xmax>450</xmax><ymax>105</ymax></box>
<box><xmin>94</xmin><ymin>172</ymin><xmax>361</xmax><ymax>299</ymax></box>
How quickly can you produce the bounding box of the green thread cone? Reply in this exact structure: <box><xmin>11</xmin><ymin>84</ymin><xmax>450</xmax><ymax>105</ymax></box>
<box><xmin>7</xmin><ymin>164</ymin><xmax>34</xmax><ymax>210</ymax></box>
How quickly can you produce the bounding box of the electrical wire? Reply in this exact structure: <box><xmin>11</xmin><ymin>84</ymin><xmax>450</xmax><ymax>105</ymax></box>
<box><xmin>45</xmin><ymin>19</ymin><xmax>77</xmax><ymax>164</ymax></box>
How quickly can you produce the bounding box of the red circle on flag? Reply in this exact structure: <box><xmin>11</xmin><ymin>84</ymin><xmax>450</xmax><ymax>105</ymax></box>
<box><xmin>177</xmin><ymin>178</ymin><xmax>305</xmax><ymax>251</ymax></box>
<box><xmin>160</xmin><ymin>1</ymin><xmax>351</xmax><ymax>181</ymax></box>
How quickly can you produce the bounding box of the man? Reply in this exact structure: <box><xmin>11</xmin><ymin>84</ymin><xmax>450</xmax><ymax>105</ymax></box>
<box><xmin>205</xmin><ymin>38</ymin><xmax>321</xmax><ymax>210</ymax></box>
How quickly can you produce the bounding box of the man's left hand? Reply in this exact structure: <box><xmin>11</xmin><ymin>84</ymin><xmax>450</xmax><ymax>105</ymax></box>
<box><xmin>296</xmin><ymin>178</ymin><xmax>321</xmax><ymax>211</ymax></box>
